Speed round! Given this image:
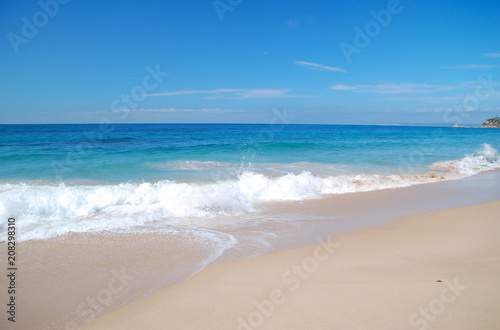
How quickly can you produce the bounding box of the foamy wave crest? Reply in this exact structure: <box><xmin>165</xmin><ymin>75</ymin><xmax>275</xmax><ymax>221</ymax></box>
<box><xmin>0</xmin><ymin>172</ymin><xmax>447</xmax><ymax>241</ymax></box>
<box><xmin>430</xmin><ymin>143</ymin><xmax>500</xmax><ymax>175</ymax></box>
<box><xmin>1</xmin><ymin>143</ymin><xmax>498</xmax><ymax>241</ymax></box>
<box><xmin>0</xmin><ymin>180</ymin><xmax>254</xmax><ymax>241</ymax></box>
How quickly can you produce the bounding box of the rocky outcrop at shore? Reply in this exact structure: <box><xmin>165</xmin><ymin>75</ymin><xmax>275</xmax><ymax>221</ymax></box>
<box><xmin>479</xmin><ymin>117</ymin><xmax>500</xmax><ymax>128</ymax></box>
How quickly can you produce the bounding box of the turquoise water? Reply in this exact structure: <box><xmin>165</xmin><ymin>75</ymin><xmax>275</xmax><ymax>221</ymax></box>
<box><xmin>0</xmin><ymin>124</ymin><xmax>499</xmax><ymax>242</ymax></box>
<box><xmin>1</xmin><ymin>124</ymin><xmax>499</xmax><ymax>182</ymax></box>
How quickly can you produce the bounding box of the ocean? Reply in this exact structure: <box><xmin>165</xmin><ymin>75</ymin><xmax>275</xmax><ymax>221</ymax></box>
<box><xmin>1</xmin><ymin>123</ymin><xmax>499</xmax><ymax>244</ymax></box>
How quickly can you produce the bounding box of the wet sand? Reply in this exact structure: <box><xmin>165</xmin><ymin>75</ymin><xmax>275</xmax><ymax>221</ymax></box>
<box><xmin>83</xmin><ymin>200</ymin><xmax>500</xmax><ymax>330</ymax></box>
<box><xmin>0</xmin><ymin>232</ymin><xmax>226</xmax><ymax>330</ymax></box>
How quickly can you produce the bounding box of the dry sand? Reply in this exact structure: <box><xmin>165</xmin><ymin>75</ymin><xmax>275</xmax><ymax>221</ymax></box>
<box><xmin>82</xmin><ymin>200</ymin><xmax>500</xmax><ymax>330</ymax></box>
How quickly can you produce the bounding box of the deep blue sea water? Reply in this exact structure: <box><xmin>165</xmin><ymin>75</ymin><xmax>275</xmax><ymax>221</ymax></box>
<box><xmin>0</xmin><ymin>124</ymin><xmax>499</xmax><ymax>242</ymax></box>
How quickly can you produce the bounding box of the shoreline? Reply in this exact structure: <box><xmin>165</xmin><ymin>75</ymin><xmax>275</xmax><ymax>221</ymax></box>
<box><xmin>1</xmin><ymin>171</ymin><xmax>498</xmax><ymax>329</ymax></box>
<box><xmin>82</xmin><ymin>200</ymin><xmax>500</xmax><ymax>329</ymax></box>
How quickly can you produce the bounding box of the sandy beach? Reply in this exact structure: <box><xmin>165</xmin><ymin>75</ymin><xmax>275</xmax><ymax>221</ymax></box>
<box><xmin>82</xmin><ymin>199</ymin><xmax>500</xmax><ymax>330</ymax></box>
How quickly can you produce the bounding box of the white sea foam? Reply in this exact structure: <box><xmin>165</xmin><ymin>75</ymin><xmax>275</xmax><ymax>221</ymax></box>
<box><xmin>431</xmin><ymin>143</ymin><xmax>500</xmax><ymax>175</ymax></box>
<box><xmin>1</xmin><ymin>144</ymin><xmax>498</xmax><ymax>242</ymax></box>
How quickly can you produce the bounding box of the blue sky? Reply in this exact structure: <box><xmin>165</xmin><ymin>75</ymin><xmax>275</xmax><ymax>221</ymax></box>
<box><xmin>1</xmin><ymin>0</ymin><xmax>500</xmax><ymax>125</ymax></box>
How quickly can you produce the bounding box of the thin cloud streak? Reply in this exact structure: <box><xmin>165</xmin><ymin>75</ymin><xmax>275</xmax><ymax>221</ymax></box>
<box><xmin>330</xmin><ymin>82</ymin><xmax>455</xmax><ymax>94</ymax></box>
<box><xmin>111</xmin><ymin>108</ymin><xmax>248</xmax><ymax>114</ymax></box>
<box><xmin>380</xmin><ymin>95</ymin><xmax>463</xmax><ymax>103</ymax></box>
<box><xmin>146</xmin><ymin>88</ymin><xmax>296</xmax><ymax>99</ymax></box>
<box><xmin>483</xmin><ymin>52</ymin><xmax>500</xmax><ymax>58</ymax></box>
<box><xmin>147</xmin><ymin>89</ymin><xmax>239</xmax><ymax>96</ymax></box>
<box><xmin>416</xmin><ymin>106</ymin><xmax>498</xmax><ymax>113</ymax></box>
<box><xmin>293</xmin><ymin>60</ymin><xmax>347</xmax><ymax>73</ymax></box>
<box><xmin>441</xmin><ymin>64</ymin><xmax>498</xmax><ymax>69</ymax></box>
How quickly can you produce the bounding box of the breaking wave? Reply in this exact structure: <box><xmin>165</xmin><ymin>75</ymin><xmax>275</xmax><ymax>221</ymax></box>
<box><xmin>1</xmin><ymin>144</ymin><xmax>498</xmax><ymax>241</ymax></box>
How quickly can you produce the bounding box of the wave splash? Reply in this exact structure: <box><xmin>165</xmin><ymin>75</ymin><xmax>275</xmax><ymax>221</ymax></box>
<box><xmin>1</xmin><ymin>144</ymin><xmax>498</xmax><ymax>241</ymax></box>
<box><xmin>431</xmin><ymin>143</ymin><xmax>499</xmax><ymax>175</ymax></box>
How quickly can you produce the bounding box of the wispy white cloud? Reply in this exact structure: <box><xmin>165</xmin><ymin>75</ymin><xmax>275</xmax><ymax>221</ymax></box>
<box><xmin>483</xmin><ymin>52</ymin><xmax>500</xmax><ymax>58</ymax></box>
<box><xmin>234</xmin><ymin>89</ymin><xmax>291</xmax><ymax>99</ymax></box>
<box><xmin>330</xmin><ymin>82</ymin><xmax>454</xmax><ymax>94</ymax></box>
<box><xmin>147</xmin><ymin>89</ymin><xmax>238</xmax><ymax>97</ymax></box>
<box><xmin>329</xmin><ymin>84</ymin><xmax>358</xmax><ymax>91</ymax></box>
<box><xmin>380</xmin><ymin>95</ymin><xmax>463</xmax><ymax>103</ymax></box>
<box><xmin>441</xmin><ymin>64</ymin><xmax>498</xmax><ymax>69</ymax></box>
<box><xmin>381</xmin><ymin>90</ymin><xmax>500</xmax><ymax>104</ymax></box>
<box><xmin>294</xmin><ymin>60</ymin><xmax>347</xmax><ymax>73</ymax></box>
<box><xmin>147</xmin><ymin>88</ymin><xmax>296</xmax><ymax>99</ymax></box>
<box><xmin>416</xmin><ymin>106</ymin><xmax>498</xmax><ymax>113</ymax></box>
<box><xmin>111</xmin><ymin>108</ymin><xmax>247</xmax><ymax>114</ymax></box>
<box><xmin>416</xmin><ymin>107</ymin><xmax>454</xmax><ymax>113</ymax></box>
